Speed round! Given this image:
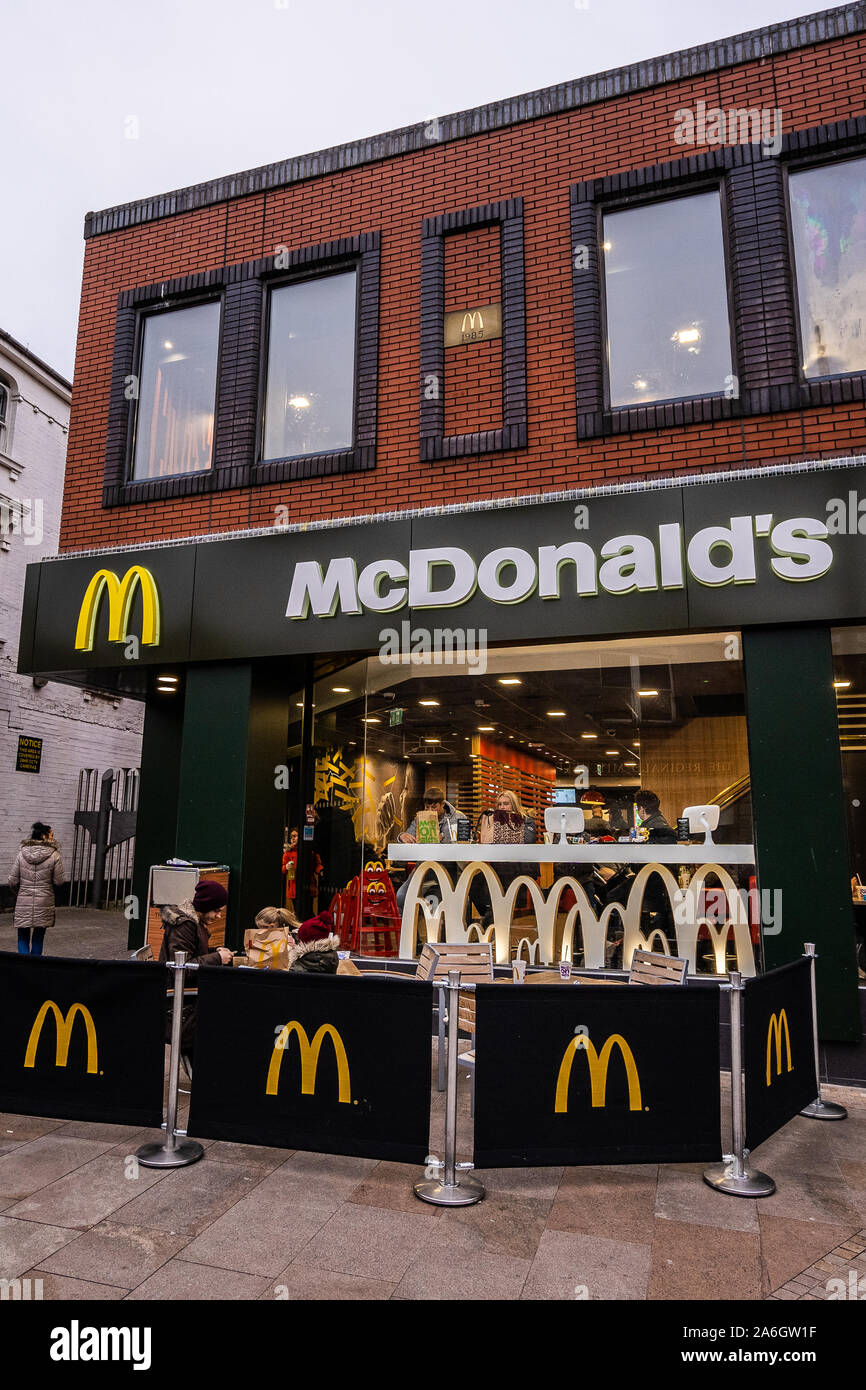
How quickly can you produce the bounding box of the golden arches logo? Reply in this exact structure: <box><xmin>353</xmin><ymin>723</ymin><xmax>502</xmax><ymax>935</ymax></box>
<box><xmin>253</xmin><ymin>941</ymin><xmax>285</xmax><ymax>969</ymax></box>
<box><xmin>74</xmin><ymin>566</ymin><xmax>161</xmax><ymax>652</ymax></box>
<box><xmin>24</xmin><ymin>1002</ymin><xmax>98</xmax><ymax>1074</ymax></box>
<box><xmin>461</xmin><ymin>311</ymin><xmax>484</xmax><ymax>334</ymax></box>
<box><xmin>555</xmin><ymin>1033</ymin><xmax>642</xmax><ymax>1113</ymax></box>
<box><xmin>267</xmin><ymin>1022</ymin><xmax>351</xmax><ymax>1102</ymax></box>
<box><xmin>766</xmin><ymin>1010</ymin><xmax>793</xmax><ymax>1085</ymax></box>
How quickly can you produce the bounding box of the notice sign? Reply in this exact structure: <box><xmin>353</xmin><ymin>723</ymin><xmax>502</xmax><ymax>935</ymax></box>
<box><xmin>16</xmin><ymin>736</ymin><xmax>43</xmax><ymax>774</ymax></box>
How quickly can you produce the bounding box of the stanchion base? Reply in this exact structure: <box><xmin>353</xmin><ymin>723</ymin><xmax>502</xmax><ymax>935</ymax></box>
<box><xmin>800</xmin><ymin>1098</ymin><xmax>847</xmax><ymax>1121</ymax></box>
<box><xmin>703</xmin><ymin>1160</ymin><xmax>775</xmax><ymax>1198</ymax></box>
<box><xmin>136</xmin><ymin>1139</ymin><xmax>204</xmax><ymax>1169</ymax></box>
<box><xmin>414</xmin><ymin>1174</ymin><xmax>485</xmax><ymax>1207</ymax></box>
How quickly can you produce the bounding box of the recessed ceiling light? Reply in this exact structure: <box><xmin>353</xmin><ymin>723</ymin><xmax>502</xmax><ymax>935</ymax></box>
<box><xmin>605</xmin><ymin>749</ymin><xmax>619</xmax><ymax>755</ymax></box>
<box><xmin>581</xmin><ymin>732</ymin><xmax>597</xmax><ymax>739</ymax></box>
<box><xmin>834</xmin><ymin>680</ymin><xmax>851</xmax><ymax>689</ymax></box>
<box><xmin>498</xmin><ymin>677</ymin><xmax>522</xmax><ymax>686</ymax></box>
<box><xmin>332</xmin><ymin>685</ymin><xmax>350</xmax><ymax>693</ymax></box>
<box><xmin>424</xmin><ymin>738</ymin><xmax>440</xmax><ymax>744</ymax></box>
<box><xmin>546</xmin><ymin>710</ymin><xmax>566</xmax><ymax>718</ymax></box>
<box><xmin>624</xmin><ymin>761</ymin><xmax>637</xmax><ymax>767</ymax></box>
<box><xmin>478</xmin><ymin>725</ymin><xmax>494</xmax><ymax>732</ymax></box>
<box><xmin>637</xmin><ymin>689</ymin><xmax>658</xmax><ymax>698</ymax></box>
<box><xmin>419</xmin><ymin>699</ymin><xmax>439</xmax><ymax>707</ymax></box>
<box><xmin>362</xmin><ymin>717</ymin><xmax>380</xmax><ymax>724</ymax></box>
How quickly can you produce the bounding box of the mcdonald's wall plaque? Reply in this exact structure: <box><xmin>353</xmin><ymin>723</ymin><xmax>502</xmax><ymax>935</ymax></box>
<box><xmin>15</xmin><ymin>735</ymin><xmax>43</xmax><ymax>774</ymax></box>
<box><xmin>187</xmin><ymin>968</ymin><xmax>432</xmax><ymax>1162</ymax></box>
<box><xmin>744</xmin><ymin>958</ymin><xmax>817</xmax><ymax>1151</ymax></box>
<box><xmin>444</xmin><ymin>304</ymin><xmax>502</xmax><ymax>346</ymax></box>
<box><xmin>472</xmin><ymin>983</ymin><xmax>722</xmax><ymax>1167</ymax></box>
<box><xmin>0</xmin><ymin>953</ymin><xmax>167</xmax><ymax>1126</ymax></box>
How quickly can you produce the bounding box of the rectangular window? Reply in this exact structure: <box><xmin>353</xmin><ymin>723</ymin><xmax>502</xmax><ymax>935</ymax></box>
<box><xmin>789</xmin><ymin>156</ymin><xmax>866</xmax><ymax>379</ymax></box>
<box><xmin>602</xmin><ymin>192</ymin><xmax>733</xmax><ymax>408</ymax></box>
<box><xmin>262</xmin><ymin>270</ymin><xmax>357</xmax><ymax>461</ymax></box>
<box><xmin>131</xmin><ymin>301</ymin><xmax>220</xmax><ymax>481</ymax></box>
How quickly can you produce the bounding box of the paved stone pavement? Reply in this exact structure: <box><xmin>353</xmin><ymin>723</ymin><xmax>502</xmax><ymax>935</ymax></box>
<box><xmin>0</xmin><ymin>1054</ymin><xmax>864</xmax><ymax>1301</ymax></box>
<box><xmin>0</xmin><ymin>907</ymin><xmax>131</xmax><ymax>960</ymax></box>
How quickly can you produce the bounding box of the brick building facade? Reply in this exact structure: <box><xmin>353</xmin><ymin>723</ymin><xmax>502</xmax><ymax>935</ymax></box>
<box><xmin>18</xmin><ymin>4</ymin><xmax>866</xmax><ymax>1038</ymax></box>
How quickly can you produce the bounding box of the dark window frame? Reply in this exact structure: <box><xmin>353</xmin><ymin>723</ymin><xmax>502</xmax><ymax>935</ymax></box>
<box><xmin>571</xmin><ymin>117</ymin><xmax>866</xmax><ymax>440</ymax></box>
<box><xmin>419</xmin><ymin>198</ymin><xmax>527</xmax><ymax>461</ymax></box>
<box><xmin>597</xmin><ymin>181</ymin><xmax>739</xmax><ymax>416</ymax></box>
<box><xmin>784</xmin><ymin>147</ymin><xmax>866</xmax><ymax>394</ymax></box>
<box><xmin>102</xmin><ymin>232</ymin><xmax>380</xmax><ymax>507</ymax></box>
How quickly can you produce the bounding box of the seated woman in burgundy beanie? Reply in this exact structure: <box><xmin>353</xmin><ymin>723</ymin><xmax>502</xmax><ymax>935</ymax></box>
<box><xmin>288</xmin><ymin>910</ymin><xmax>340</xmax><ymax>974</ymax></box>
<box><xmin>159</xmin><ymin>879</ymin><xmax>233</xmax><ymax>1072</ymax></box>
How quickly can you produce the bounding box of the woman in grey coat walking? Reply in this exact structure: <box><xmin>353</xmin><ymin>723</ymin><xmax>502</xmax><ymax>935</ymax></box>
<box><xmin>9</xmin><ymin>821</ymin><xmax>65</xmax><ymax>955</ymax></box>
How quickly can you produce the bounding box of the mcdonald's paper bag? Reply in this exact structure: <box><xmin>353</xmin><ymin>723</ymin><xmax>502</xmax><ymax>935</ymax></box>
<box><xmin>243</xmin><ymin>926</ymin><xmax>292</xmax><ymax>970</ymax></box>
<box><xmin>415</xmin><ymin>809</ymin><xmax>440</xmax><ymax>844</ymax></box>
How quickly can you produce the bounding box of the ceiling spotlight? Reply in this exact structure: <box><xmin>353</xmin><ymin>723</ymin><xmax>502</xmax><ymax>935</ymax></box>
<box><xmin>478</xmin><ymin>725</ymin><xmax>494</xmax><ymax>732</ymax></box>
<box><xmin>605</xmin><ymin>749</ymin><xmax>619</xmax><ymax>755</ymax></box>
<box><xmin>424</xmin><ymin>738</ymin><xmax>440</xmax><ymax>744</ymax></box>
<box><xmin>834</xmin><ymin>680</ymin><xmax>851</xmax><ymax>690</ymax></box>
<box><xmin>332</xmin><ymin>685</ymin><xmax>350</xmax><ymax>694</ymax></box>
<box><xmin>498</xmin><ymin>677</ymin><xmax>522</xmax><ymax>686</ymax></box>
<box><xmin>362</xmin><ymin>717</ymin><xmax>381</xmax><ymax>724</ymax></box>
<box><xmin>419</xmin><ymin>699</ymin><xmax>439</xmax><ymax>707</ymax></box>
<box><xmin>546</xmin><ymin>710</ymin><xmax>566</xmax><ymax>718</ymax></box>
<box><xmin>581</xmin><ymin>732</ymin><xmax>597</xmax><ymax>739</ymax></box>
<box><xmin>637</xmin><ymin>689</ymin><xmax>658</xmax><ymax>698</ymax></box>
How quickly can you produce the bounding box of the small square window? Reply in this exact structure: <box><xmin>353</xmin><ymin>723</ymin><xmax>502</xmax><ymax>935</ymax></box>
<box><xmin>602</xmin><ymin>192</ymin><xmax>733</xmax><ymax>408</ymax></box>
<box><xmin>131</xmin><ymin>300</ymin><xmax>221</xmax><ymax>481</ymax></box>
<box><xmin>262</xmin><ymin>270</ymin><xmax>357</xmax><ymax>462</ymax></box>
<box><xmin>789</xmin><ymin>156</ymin><xmax>866</xmax><ymax>380</ymax></box>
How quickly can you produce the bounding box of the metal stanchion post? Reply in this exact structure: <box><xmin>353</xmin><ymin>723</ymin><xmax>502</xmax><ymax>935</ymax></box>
<box><xmin>800</xmin><ymin>943</ymin><xmax>847</xmax><ymax>1121</ymax></box>
<box><xmin>137</xmin><ymin>951</ymin><xmax>205</xmax><ymax>1169</ymax></box>
<box><xmin>415</xmin><ymin>972</ymin><xmax>484</xmax><ymax>1207</ymax></box>
<box><xmin>704</xmin><ymin>971</ymin><xmax>775</xmax><ymax>1197</ymax></box>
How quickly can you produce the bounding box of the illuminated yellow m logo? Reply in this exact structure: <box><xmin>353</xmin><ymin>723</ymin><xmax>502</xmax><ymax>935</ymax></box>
<box><xmin>555</xmin><ymin>1033</ymin><xmax>642</xmax><ymax>1113</ymax></box>
<box><xmin>461</xmin><ymin>311</ymin><xmax>484</xmax><ymax>334</ymax></box>
<box><xmin>74</xmin><ymin>566</ymin><xmax>161</xmax><ymax>651</ymax></box>
<box><xmin>24</xmin><ymin>1002</ymin><xmax>98</xmax><ymax>1074</ymax></box>
<box><xmin>766</xmin><ymin>1010</ymin><xmax>793</xmax><ymax>1085</ymax></box>
<box><xmin>267</xmin><ymin>1022</ymin><xmax>351</xmax><ymax>1102</ymax></box>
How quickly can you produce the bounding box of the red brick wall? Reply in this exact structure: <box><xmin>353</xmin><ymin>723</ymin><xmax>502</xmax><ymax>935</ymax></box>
<box><xmin>60</xmin><ymin>32</ymin><xmax>866</xmax><ymax>552</ymax></box>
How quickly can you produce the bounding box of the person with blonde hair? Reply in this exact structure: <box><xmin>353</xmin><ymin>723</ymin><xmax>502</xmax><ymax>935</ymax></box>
<box><xmin>469</xmin><ymin>791</ymin><xmax>536</xmax><ymax>930</ymax></box>
<box><xmin>244</xmin><ymin>905</ymin><xmax>297</xmax><ymax>969</ymax></box>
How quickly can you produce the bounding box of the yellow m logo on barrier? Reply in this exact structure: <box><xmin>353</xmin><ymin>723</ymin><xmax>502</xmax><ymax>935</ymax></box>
<box><xmin>766</xmin><ymin>1010</ymin><xmax>793</xmax><ymax>1086</ymax></box>
<box><xmin>555</xmin><ymin>1033</ymin><xmax>642</xmax><ymax>1113</ymax></box>
<box><xmin>266</xmin><ymin>1022</ymin><xmax>351</xmax><ymax>1103</ymax></box>
<box><xmin>74</xmin><ymin>566</ymin><xmax>161</xmax><ymax>651</ymax></box>
<box><xmin>24</xmin><ymin>1002</ymin><xmax>98</xmax><ymax>1074</ymax></box>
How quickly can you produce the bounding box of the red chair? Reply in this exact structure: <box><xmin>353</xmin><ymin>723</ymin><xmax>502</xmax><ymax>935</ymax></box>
<box><xmin>352</xmin><ymin>861</ymin><xmax>401</xmax><ymax>956</ymax></box>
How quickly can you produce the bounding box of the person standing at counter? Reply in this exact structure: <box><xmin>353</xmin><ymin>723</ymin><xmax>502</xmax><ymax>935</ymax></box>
<box><xmin>159</xmin><ymin>879</ymin><xmax>232</xmax><ymax>1072</ymax></box>
<box><xmin>633</xmin><ymin>790</ymin><xmax>678</xmax><ymax>951</ymax></box>
<box><xmin>468</xmin><ymin>791</ymin><xmax>536</xmax><ymax>930</ymax></box>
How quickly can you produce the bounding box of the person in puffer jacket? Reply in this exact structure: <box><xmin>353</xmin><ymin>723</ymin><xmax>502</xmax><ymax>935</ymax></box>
<box><xmin>288</xmin><ymin>910</ymin><xmax>340</xmax><ymax>974</ymax></box>
<box><xmin>9</xmin><ymin>822</ymin><xmax>65</xmax><ymax>955</ymax></box>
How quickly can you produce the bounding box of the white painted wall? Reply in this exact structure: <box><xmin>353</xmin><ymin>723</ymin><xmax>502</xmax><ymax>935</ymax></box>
<box><xmin>0</xmin><ymin>336</ymin><xmax>143</xmax><ymax>896</ymax></box>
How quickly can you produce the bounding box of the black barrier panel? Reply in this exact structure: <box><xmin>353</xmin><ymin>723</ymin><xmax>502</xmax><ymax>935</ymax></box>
<box><xmin>187</xmin><ymin>968</ymin><xmax>432</xmax><ymax>1162</ymax></box>
<box><xmin>0</xmin><ymin>953</ymin><xmax>166</xmax><ymax>1126</ymax></box>
<box><xmin>744</xmin><ymin>958</ymin><xmax>817</xmax><ymax>1152</ymax></box>
<box><xmin>473</xmin><ymin>983</ymin><xmax>722</xmax><ymax>1167</ymax></box>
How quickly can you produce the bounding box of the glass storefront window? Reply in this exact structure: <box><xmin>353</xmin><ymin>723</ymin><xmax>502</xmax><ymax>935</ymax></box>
<box><xmin>131</xmin><ymin>301</ymin><xmax>220</xmax><ymax>480</ymax></box>
<box><xmin>790</xmin><ymin>157</ymin><xmax>866</xmax><ymax>379</ymax></box>
<box><xmin>262</xmin><ymin>271</ymin><xmax>357</xmax><ymax>461</ymax></box>
<box><xmin>282</xmin><ymin>633</ymin><xmax>757</xmax><ymax>974</ymax></box>
<box><xmin>602</xmin><ymin>192</ymin><xmax>733</xmax><ymax>407</ymax></box>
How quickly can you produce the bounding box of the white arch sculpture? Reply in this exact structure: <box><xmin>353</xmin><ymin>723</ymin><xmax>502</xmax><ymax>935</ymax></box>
<box><xmin>398</xmin><ymin>859</ymin><xmax>756</xmax><ymax>976</ymax></box>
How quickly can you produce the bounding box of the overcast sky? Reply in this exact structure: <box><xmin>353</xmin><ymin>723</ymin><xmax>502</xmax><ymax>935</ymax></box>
<box><xmin>3</xmin><ymin>0</ymin><xmax>812</xmax><ymax>379</ymax></box>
